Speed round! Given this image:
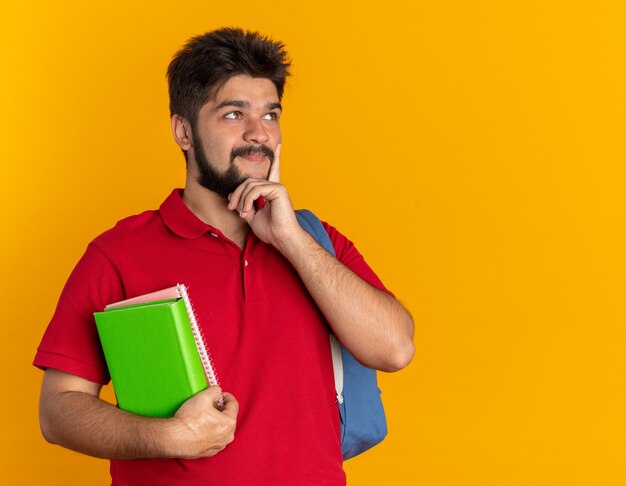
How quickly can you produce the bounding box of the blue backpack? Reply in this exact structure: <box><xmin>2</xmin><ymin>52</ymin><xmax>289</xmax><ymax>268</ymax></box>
<box><xmin>295</xmin><ymin>209</ymin><xmax>388</xmax><ymax>460</ymax></box>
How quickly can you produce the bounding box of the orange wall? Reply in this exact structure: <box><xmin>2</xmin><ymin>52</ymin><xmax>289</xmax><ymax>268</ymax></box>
<box><xmin>2</xmin><ymin>1</ymin><xmax>625</xmax><ymax>484</ymax></box>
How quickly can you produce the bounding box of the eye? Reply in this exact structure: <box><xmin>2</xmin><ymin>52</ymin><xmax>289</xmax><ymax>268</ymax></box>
<box><xmin>224</xmin><ymin>111</ymin><xmax>243</xmax><ymax>120</ymax></box>
<box><xmin>263</xmin><ymin>112</ymin><xmax>279</xmax><ymax>121</ymax></box>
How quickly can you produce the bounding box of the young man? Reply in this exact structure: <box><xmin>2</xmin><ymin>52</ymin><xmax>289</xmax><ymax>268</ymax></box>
<box><xmin>34</xmin><ymin>28</ymin><xmax>415</xmax><ymax>485</ymax></box>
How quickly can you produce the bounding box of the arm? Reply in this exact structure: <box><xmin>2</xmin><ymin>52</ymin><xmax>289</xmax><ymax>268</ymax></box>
<box><xmin>275</xmin><ymin>228</ymin><xmax>414</xmax><ymax>372</ymax></box>
<box><xmin>39</xmin><ymin>368</ymin><xmax>238</xmax><ymax>460</ymax></box>
<box><xmin>227</xmin><ymin>146</ymin><xmax>415</xmax><ymax>372</ymax></box>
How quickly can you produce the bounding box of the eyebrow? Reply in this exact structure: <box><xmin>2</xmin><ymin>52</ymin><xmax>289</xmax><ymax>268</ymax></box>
<box><xmin>214</xmin><ymin>100</ymin><xmax>282</xmax><ymax>112</ymax></box>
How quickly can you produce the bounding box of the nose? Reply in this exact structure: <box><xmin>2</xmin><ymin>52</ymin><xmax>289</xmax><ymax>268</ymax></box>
<box><xmin>243</xmin><ymin>117</ymin><xmax>269</xmax><ymax>144</ymax></box>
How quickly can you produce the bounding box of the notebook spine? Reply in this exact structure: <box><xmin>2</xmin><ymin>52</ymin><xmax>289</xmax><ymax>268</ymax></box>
<box><xmin>177</xmin><ymin>284</ymin><xmax>220</xmax><ymax>388</ymax></box>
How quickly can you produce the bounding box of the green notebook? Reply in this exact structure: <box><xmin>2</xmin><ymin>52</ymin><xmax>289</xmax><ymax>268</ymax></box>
<box><xmin>94</xmin><ymin>285</ymin><xmax>219</xmax><ymax>417</ymax></box>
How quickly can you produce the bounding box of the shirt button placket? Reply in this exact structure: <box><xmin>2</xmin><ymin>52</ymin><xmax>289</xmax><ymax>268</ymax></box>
<box><xmin>242</xmin><ymin>258</ymin><xmax>249</xmax><ymax>301</ymax></box>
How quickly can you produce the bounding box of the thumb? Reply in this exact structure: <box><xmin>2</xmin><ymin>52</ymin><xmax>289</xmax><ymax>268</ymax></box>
<box><xmin>205</xmin><ymin>385</ymin><xmax>222</xmax><ymax>399</ymax></box>
<box><xmin>220</xmin><ymin>392</ymin><xmax>239</xmax><ymax>417</ymax></box>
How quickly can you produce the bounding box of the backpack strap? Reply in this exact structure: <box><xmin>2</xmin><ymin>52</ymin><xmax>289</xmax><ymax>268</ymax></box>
<box><xmin>295</xmin><ymin>209</ymin><xmax>334</xmax><ymax>254</ymax></box>
<box><xmin>295</xmin><ymin>209</ymin><xmax>388</xmax><ymax>460</ymax></box>
<box><xmin>294</xmin><ymin>210</ymin><xmax>344</xmax><ymax>405</ymax></box>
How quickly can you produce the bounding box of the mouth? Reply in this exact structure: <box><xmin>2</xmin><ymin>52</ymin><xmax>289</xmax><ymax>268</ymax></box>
<box><xmin>237</xmin><ymin>153</ymin><xmax>268</xmax><ymax>163</ymax></box>
<box><xmin>231</xmin><ymin>145</ymin><xmax>275</xmax><ymax>165</ymax></box>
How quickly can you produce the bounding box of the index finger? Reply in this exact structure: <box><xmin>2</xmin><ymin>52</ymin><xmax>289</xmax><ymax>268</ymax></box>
<box><xmin>268</xmin><ymin>143</ymin><xmax>281</xmax><ymax>183</ymax></box>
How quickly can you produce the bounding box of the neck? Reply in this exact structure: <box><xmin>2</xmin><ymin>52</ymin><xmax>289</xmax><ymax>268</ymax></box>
<box><xmin>182</xmin><ymin>177</ymin><xmax>249</xmax><ymax>248</ymax></box>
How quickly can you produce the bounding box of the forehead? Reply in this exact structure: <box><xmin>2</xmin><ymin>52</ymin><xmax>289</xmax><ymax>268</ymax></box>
<box><xmin>209</xmin><ymin>75</ymin><xmax>279</xmax><ymax>107</ymax></box>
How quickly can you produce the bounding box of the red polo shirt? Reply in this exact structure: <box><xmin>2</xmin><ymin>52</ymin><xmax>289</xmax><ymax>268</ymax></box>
<box><xmin>34</xmin><ymin>189</ymin><xmax>389</xmax><ymax>486</ymax></box>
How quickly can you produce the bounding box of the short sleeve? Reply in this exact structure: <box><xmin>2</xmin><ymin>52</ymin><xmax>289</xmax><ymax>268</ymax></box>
<box><xmin>33</xmin><ymin>243</ymin><xmax>126</xmax><ymax>384</ymax></box>
<box><xmin>322</xmin><ymin>222</ymin><xmax>394</xmax><ymax>297</ymax></box>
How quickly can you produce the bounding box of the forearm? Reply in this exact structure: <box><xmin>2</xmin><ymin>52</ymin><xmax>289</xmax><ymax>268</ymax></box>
<box><xmin>40</xmin><ymin>388</ymin><xmax>182</xmax><ymax>460</ymax></box>
<box><xmin>226</xmin><ymin>167</ymin><xmax>414</xmax><ymax>371</ymax></box>
<box><xmin>276</xmin><ymin>228</ymin><xmax>415</xmax><ymax>372</ymax></box>
<box><xmin>39</xmin><ymin>369</ymin><xmax>237</xmax><ymax>460</ymax></box>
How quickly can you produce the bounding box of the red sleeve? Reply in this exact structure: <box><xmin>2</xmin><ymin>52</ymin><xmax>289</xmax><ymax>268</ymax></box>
<box><xmin>33</xmin><ymin>243</ymin><xmax>126</xmax><ymax>384</ymax></box>
<box><xmin>322</xmin><ymin>221</ymin><xmax>394</xmax><ymax>297</ymax></box>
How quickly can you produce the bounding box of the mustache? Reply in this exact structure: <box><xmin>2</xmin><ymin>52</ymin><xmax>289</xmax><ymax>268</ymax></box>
<box><xmin>230</xmin><ymin>145</ymin><xmax>274</xmax><ymax>163</ymax></box>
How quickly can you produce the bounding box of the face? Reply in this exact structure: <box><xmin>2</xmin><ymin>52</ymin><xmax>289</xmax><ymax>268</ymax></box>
<box><xmin>189</xmin><ymin>75</ymin><xmax>282</xmax><ymax>198</ymax></box>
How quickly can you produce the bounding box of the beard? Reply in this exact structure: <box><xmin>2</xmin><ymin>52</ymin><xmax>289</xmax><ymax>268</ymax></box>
<box><xmin>193</xmin><ymin>132</ymin><xmax>275</xmax><ymax>199</ymax></box>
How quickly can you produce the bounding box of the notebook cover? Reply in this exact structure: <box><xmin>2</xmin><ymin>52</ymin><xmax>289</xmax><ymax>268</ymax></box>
<box><xmin>105</xmin><ymin>286</ymin><xmax>180</xmax><ymax>310</ymax></box>
<box><xmin>94</xmin><ymin>298</ymin><xmax>208</xmax><ymax>417</ymax></box>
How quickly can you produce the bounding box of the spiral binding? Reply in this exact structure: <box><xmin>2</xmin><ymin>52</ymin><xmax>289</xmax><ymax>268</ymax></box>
<box><xmin>177</xmin><ymin>284</ymin><xmax>220</xmax><ymax>388</ymax></box>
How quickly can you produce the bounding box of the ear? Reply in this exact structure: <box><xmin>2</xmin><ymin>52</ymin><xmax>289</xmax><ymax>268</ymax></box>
<box><xmin>171</xmin><ymin>115</ymin><xmax>193</xmax><ymax>151</ymax></box>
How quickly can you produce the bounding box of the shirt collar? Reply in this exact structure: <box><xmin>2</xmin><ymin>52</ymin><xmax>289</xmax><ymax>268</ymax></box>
<box><xmin>159</xmin><ymin>188</ymin><xmax>216</xmax><ymax>239</ymax></box>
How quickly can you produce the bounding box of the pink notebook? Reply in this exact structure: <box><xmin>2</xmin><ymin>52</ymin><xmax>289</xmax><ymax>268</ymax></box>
<box><xmin>106</xmin><ymin>284</ymin><xmax>221</xmax><ymax>390</ymax></box>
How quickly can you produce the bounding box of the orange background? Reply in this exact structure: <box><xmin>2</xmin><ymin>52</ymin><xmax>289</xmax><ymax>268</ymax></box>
<box><xmin>1</xmin><ymin>1</ymin><xmax>625</xmax><ymax>484</ymax></box>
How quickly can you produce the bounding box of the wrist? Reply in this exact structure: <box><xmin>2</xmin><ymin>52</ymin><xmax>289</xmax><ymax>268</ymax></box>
<box><xmin>273</xmin><ymin>225</ymin><xmax>313</xmax><ymax>258</ymax></box>
<box><xmin>157</xmin><ymin>416</ymin><xmax>194</xmax><ymax>458</ymax></box>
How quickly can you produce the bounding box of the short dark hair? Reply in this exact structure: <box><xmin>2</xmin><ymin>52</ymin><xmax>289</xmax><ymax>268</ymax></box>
<box><xmin>167</xmin><ymin>27</ymin><xmax>291</xmax><ymax>126</ymax></box>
